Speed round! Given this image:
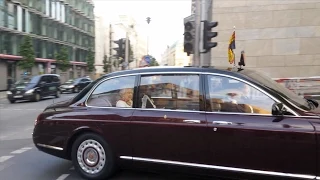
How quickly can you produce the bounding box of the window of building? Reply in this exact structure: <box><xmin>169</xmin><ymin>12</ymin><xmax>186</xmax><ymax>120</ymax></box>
<box><xmin>87</xmin><ymin>76</ymin><xmax>136</xmax><ymax>108</ymax></box>
<box><xmin>206</xmin><ymin>75</ymin><xmax>275</xmax><ymax>114</ymax></box>
<box><xmin>138</xmin><ymin>74</ymin><xmax>200</xmax><ymax>111</ymax></box>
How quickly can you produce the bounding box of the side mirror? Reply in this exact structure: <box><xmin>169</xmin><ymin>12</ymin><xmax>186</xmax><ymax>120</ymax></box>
<box><xmin>272</xmin><ymin>102</ymin><xmax>286</xmax><ymax>116</ymax></box>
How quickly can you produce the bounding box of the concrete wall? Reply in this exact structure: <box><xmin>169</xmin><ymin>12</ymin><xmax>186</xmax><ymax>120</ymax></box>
<box><xmin>211</xmin><ymin>0</ymin><xmax>320</xmax><ymax>78</ymax></box>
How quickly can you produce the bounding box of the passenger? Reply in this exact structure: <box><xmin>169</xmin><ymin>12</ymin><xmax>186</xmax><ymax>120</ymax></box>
<box><xmin>116</xmin><ymin>88</ymin><xmax>133</xmax><ymax>108</ymax></box>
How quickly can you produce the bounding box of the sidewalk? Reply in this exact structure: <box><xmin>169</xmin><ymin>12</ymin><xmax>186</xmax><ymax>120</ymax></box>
<box><xmin>0</xmin><ymin>91</ymin><xmax>6</xmax><ymax>99</ymax></box>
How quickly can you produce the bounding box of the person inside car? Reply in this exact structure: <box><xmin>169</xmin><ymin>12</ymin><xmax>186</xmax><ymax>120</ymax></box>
<box><xmin>116</xmin><ymin>88</ymin><xmax>133</xmax><ymax>108</ymax></box>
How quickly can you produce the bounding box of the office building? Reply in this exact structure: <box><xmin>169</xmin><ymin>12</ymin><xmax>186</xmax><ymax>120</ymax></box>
<box><xmin>161</xmin><ymin>39</ymin><xmax>191</xmax><ymax>66</ymax></box>
<box><xmin>0</xmin><ymin>0</ymin><xmax>95</xmax><ymax>90</ymax></box>
<box><xmin>209</xmin><ymin>0</ymin><xmax>320</xmax><ymax>78</ymax></box>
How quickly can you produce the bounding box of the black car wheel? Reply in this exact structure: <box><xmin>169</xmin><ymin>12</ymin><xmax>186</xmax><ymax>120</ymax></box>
<box><xmin>71</xmin><ymin>133</ymin><xmax>116</xmax><ymax>180</ymax></box>
<box><xmin>9</xmin><ymin>99</ymin><xmax>15</xmax><ymax>104</ymax></box>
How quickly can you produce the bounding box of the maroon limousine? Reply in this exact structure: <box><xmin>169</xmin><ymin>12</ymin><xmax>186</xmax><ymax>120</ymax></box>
<box><xmin>33</xmin><ymin>66</ymin><xmax>320</xmax><ymax>180</ymax></box>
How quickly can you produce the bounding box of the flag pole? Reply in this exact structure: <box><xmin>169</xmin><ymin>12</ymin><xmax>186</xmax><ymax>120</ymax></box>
<box><xmin>233</xmin><ymin>26</ymin><xmax>236</xmax><ymax>67</ymax></box>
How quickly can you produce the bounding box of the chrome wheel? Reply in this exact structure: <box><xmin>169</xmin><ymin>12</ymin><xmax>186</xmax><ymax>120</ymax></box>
<box><xmin>77</xmin><ymin>139</ymin><xmax>106</xmax><ymax>175</ymax></box>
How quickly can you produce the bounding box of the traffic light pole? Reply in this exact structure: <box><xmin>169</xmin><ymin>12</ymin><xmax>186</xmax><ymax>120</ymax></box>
<box><xmin>193</xmin><ymin>0</ymin><xmax>201</xmax><ymax>66</ymax></box>
<box><xmin>200</xmin><ymin>0</ymin><xmax>212</xmax><ymax>67</ymax></box>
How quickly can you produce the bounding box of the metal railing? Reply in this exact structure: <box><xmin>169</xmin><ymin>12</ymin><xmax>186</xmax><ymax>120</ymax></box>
<box><xmin>273</xmin><ymin>77</ymin><xmax>320</xmax><ymax>99</ymax></box>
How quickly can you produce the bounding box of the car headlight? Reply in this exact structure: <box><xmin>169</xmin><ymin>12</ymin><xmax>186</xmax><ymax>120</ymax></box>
<box><xmin>25</xmin><ymin>89</ymin><xmax>35</xmax><ymax>94</ymax></box>
<box><xmin>7</xmin><ymin>91</ymin><xmax>12</xmax><ymax>95</ymax></box>
<box><xmin>69</xmin><ymin>85</ymin><xmax>75</xmax><ymax>88</ymax></box>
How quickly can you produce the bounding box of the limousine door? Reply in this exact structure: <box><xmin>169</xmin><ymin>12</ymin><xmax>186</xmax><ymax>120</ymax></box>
<box><xmin>205</xmin><ymin>74</ymin><xmax>316</xmax><ymax>177</ymax></box>
<box><xmin>128</xmin><ymin>74</ymin><xmax>210</xmax><ymax>167</ymax></box>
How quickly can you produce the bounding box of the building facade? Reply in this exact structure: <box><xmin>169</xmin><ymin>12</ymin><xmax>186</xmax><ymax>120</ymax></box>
<box><xmin>94</xmin><ymin>15</ymin><xmax>108</xmax><ymax>76</ymax></box>
<box><xmin>0</xmin><ymin>0</ymin><xmax>95</xmax><ymax>90</ymax></box>
<box><xmin>161</xmin><ymin>39</ymin><xmax>191</xmax><ymax>66</ymax></box>
<box><xmin>210</xmin><ymin>0</ymin><xmax>320</xmax><ymax>78</ymax></box>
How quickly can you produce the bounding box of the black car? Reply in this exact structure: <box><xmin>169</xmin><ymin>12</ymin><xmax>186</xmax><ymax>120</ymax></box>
<box><xmin>59</xmin><ymin>77</ymin><xmax>92</xmax><ymax>93</ymax></box>
<box><xmin>7</xmin><ymin>74</ymin><xmax>61</xmax><ymax>103</ymax></box>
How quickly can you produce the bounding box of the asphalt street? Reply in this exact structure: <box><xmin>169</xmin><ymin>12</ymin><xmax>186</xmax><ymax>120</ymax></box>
<box><xmin>0</xmin><ymin>93</ymin><xmax>210</xmax><ymax>180</ymax></box>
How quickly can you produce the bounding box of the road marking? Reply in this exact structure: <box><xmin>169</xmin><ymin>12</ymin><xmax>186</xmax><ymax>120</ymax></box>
<box><xmin>0</xmin><ymin>156</ymin><xmax>14</xmax><ymax>163</ymax></box>
<box><xmin>56</xmin><ymin>174</ymin><xmax>70</xmax><ymax>180</ymax></box>
<box><xmin>21</xmin><ymin>147</ymin><xmax>33</xmax><ymax>150</ymax></box>
<box><xmin>24</xmin><ymin>127</ymin><xmax>34</xmax><ymax>131</ymax></box>
<box><xmin>70</xmin><ymin>166</ymin><xmax>74</xmax><ymax>170</ymax></box>
<box><xmin>10</xmin><ymin>147</ymin><xmax>32</xmax><ymax>154</ymax></box>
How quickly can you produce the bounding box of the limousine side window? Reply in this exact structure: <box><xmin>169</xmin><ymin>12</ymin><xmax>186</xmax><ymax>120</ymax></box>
<box><xmin>138</xmin><ymin>74</ymin><xmax>200</xmax><ymax>111</ymax></box>
<box><xmin>87</xmin><ymin>76</ymin><xmax>135</xmax><ymax>108</ymax></box>
<box><xmin>207</xmin><ymin>75</ymin><xmax>275</xmax><ymax>114</ymax></box>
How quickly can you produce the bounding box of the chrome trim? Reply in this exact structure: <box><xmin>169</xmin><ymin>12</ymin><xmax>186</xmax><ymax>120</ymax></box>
<box><xmin>37</xmin><ymin>143</ymin><xmax>63</xmax><ymax>151</ymax></box>
<box><xmin>212</xmin><ymin>121</ymin><xmax>232</xmax><ymax>125</ymax></box>
<box><xmin>84</xmin><ymin>71</ymin><xmax>299</xmax><ymax>117</ymax></box>
<box><xmin>183</xmin><ymin>120</ymin><xmax>201</xmax><ymax>124</ymax></box>
<box><xmin>120</xmin><ymin>156</ymin><xmax>315</xmax><ymax>179</ymax></box>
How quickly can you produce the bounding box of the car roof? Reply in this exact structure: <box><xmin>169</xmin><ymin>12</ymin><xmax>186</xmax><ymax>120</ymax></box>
<box><xmin>102</xmin><ymin>66</ymin><xmax>255</xmax><ymax>77</ymax></box>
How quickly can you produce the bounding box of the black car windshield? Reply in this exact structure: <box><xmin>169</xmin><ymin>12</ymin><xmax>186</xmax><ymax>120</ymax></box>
<box><xmin>247</xmin><ymin>71</ymin><xmax>311</xmax><ymax>111</ymax></box>
<box><xmin>15</xmin><ymin>76</ymin><xmax>40</xmax><ymax>85</ymax></box>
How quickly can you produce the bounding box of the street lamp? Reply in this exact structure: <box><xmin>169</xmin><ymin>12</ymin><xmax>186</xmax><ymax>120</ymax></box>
<box><xmin>146</xmin><ymin>17</ymin><xmax>151</xmax><ymax>55</ymax></box>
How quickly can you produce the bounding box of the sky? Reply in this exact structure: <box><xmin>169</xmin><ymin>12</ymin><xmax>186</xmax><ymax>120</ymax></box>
<box><xmin>93</xmin><ymin>0</ymin><xmax>192</xmax><ymax>61</ymax></box>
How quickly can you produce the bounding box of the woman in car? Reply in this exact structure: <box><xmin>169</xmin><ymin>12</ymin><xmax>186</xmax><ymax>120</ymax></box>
<box><xmin>116</xmin><ymin>88</ymin><xmax>133</xmax><ymax>107</ymax></box>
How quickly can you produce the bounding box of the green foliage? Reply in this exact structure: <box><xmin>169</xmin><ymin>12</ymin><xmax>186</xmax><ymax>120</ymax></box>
<box><xmin>148</xmin><ymin>55</ymin><xmax>160</xmax><ymax>66</ymax></box>
<box><xmin>86</xmin><ymin>48</ymin><xmax>95</xmax><ymax>72</ymax></box>
<box><xmin>56</xmin><ymin>46</ymin><xmax>69</xmax><ymax>72</ymax></box>
<box><xmin>17</xmin><ymin>36</ymin><xmax>35</xmax><ymax>73</ymax></box>
<box><xmin>103</xmin><ymin>55</ymin><xmax>112</xmax><ymax>73</ymax></box>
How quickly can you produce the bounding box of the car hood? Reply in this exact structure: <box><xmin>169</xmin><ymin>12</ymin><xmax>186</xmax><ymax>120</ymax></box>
<box><xmin>11</xmin><ymin>83</ymin><xmax>35</xmax><ymax>91</ymax></box>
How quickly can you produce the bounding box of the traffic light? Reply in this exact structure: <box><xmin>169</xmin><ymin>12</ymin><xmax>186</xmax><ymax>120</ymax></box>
<box><xmin>113</xmin><ymin>39</ymin><xmax>125</xmax><ymax>59</ymax></box>
<box><xmin>183</xmin><ymin>20</ymin><xmax>195</xmax><ymax>56</ymax></box>
<box><xmin>146</xmin><ymin>17</ymin><xmax>151</xmax><ymax>24</ymax></box>
<box><xmin>202</xmin><ymin>20</ymin><xmax>218</xmax><ymax>53</ymax></box>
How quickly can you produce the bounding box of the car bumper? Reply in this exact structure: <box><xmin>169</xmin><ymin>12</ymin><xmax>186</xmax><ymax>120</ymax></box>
<box><xmin>59</xmin><ymin>87</ymin><xmax>74</xmax><ymax>92</ymax></box>
<box><xmin>32</xmin><ymin>132</ymin><xmax>68</xmax><ymax>160</ymax></box>
<box><xmin>7</xmin><ymin>93</ymin><xmax>34</xmax><ymax>101</ymax></box>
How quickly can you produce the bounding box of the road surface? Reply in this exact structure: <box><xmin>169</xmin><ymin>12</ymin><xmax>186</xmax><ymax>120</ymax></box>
<box><xmin>0</xmin><ymin>94</ymin><xmax>212</xmax><ymax>180</ymax></box>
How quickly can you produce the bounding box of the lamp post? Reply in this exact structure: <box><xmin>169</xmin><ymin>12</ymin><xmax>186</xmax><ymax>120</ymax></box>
<box><xmin>146</xmin><ymin>17</ymin><xmax>151</xmax><ymax>55</ymax></box>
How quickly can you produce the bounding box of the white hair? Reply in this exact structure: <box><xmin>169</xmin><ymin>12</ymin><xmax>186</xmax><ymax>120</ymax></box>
<box><xmin>119</xmin><ymin>88</ymin><xmax>132</xmax><ymax>97</ymax></box>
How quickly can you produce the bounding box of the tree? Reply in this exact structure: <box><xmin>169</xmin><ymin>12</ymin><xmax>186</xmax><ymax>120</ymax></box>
<box><xmin>18</xmin><ymin>35</ymin><xmax>35</xmax><ymax>74</ymax></box>
<box><xmin>55</xmin><ymin>46</ymin><xmax>69</xmax><ymax>72</ymax></box>
<box><xmin>103</xmin><ymin>55</ymin><xmax>111</xmax><ymax>73</ymax></box>
<box><xmin>86</xmin><ymin>48</ymin><xmax>95</xmax><ymax>73</ymax></box>
<box><xmin>149</xmin><ymin>56</ymin><xmax>160</xmax><ymax>66</ymax></box>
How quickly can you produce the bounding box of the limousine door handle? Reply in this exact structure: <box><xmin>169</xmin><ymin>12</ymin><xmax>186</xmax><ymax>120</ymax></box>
<box><xmin>183</xmin><ymin>120</ymin><xmax>201</xmax><ymax>124</ymax></box>
<box><xmin>212</xmin><ymin>121</ymin><xmax>233</xmax><ymax>125</ymax></box>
